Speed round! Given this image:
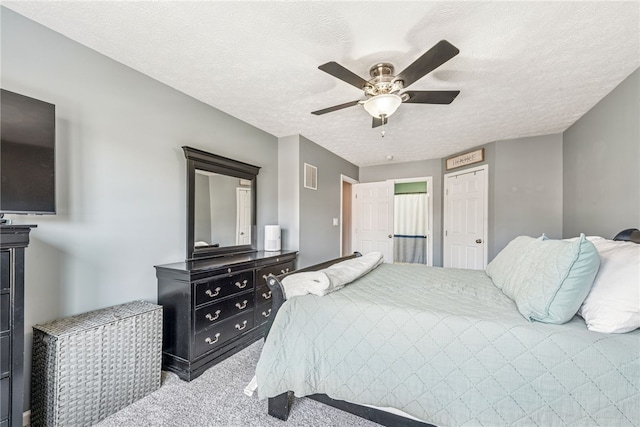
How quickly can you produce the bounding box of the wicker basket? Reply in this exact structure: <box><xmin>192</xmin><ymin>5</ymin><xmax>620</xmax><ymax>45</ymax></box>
<box><xmin>31</xmin><ymin>301</ymin><xmax>162</xmax><ymax>427</ymax></box>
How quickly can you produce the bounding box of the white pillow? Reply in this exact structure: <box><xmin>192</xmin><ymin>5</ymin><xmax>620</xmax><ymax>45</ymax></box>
<box><xmin>578</xmin><ymin>238</ymin><xmax>640</xmax><ymax>333</ymax></box>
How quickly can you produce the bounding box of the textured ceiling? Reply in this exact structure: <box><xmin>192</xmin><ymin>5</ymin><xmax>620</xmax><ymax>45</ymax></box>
<box><xmin>3</xmin><ymin>1</ymin><xmax>639</xmax><ymax>166</ymax></box>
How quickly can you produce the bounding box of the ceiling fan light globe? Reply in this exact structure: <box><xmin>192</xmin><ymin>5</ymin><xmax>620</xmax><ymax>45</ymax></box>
<box><xmin>363</xmin><ymin>94</ymin><xmax>402</xmax><ymax>119</ymax></box>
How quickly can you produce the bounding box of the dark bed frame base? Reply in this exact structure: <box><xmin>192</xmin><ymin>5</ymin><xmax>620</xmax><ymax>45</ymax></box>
<box><xmin>268</xmin><ymin>392</ymin><xmax>435</xmax><ymax>427</ymax></box>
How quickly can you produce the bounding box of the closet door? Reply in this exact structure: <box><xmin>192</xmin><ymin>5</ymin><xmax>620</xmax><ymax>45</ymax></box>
<box><xmin>444</xmin><ymin>166</ymin><xmax>488</xmax><ymax>269</ymax></box>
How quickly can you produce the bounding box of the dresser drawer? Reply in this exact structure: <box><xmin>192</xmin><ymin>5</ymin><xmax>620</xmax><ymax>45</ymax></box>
<box><xmin>0</xmin><ymin>336</ymin><xmax>8</xmax><ymax>377</ymax></box>
<box><xmin>254</xmin><ymin>302</ymin><xmax>273</xmax><ymax>326</ymax></box>
<box><xmin>194</xmin><ymin>292</ymin><xmax>254</xmax><ymax>333</ymax></box>
<box><xmin>0</xmin><ymin>296</ymin><xmax>8</xmax><ymax>333</ymax></box>
<box><xmin>0</xmin><ymin>377</ymin><xmax>8</xmax><ymax>421</ymax></box>
<box><xmin>195</xmin><ymin>270</ymin><xmax>254</xmax><ymax>306</ymax></box>
<box><xmin>255</xmin><ymin>285</ymin><xmax>274</xmax><ymax>306</ymax></box>
<box><xmin>194</xmin><ymin>312</ymin><xmax>254</xmax><ymax>357</ymax></box>
<box><xmin>256</xmin><ymin>261</ymin><xmax>295</xmax><ymax>285</ymax></box>
<box><xmin>0</xmin><ymin>251</ymin><xmax>8</xmax><ymax>291</ymax></box>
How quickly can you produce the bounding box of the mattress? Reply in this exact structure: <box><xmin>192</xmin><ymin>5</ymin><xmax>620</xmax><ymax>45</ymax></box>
<box><xmin>256</xmin><ymin>263</ymin><xmax>640</xmax><ymax>426</ymax></box>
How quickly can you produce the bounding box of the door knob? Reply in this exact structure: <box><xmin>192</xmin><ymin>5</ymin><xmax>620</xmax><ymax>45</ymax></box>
<box><xmin>388</xmin><ymin>235</ymin><xmax>392</xmax><ymax>238</ymax></box>
<box><xmin>476</xmin><ymin>239</ymin><xmax>482</xmax><ymax>244</ymax></box>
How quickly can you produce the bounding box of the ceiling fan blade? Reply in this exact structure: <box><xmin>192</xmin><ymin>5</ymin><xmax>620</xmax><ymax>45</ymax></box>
<box><xmin>402</xmin><ymin>90</ymin><xmax>460</xmax><ymax>104</ymax></box>
<box><xmin>395</xmin><ymin>40</ymin><xmax>460</xmax><ymax>88</ymax></box>
<box><xmin>318</xmin><ymin>62</ymin><xmax>370</xmax><ymax>89</ymax></box>
<box><xmin>372</xmin><ymin>116</ymin><xmax>388</xmax><ymax>128</ymax></box>
<box><xmin>311</xmin><ymin>100</ymin><xmax>361</xmax><ymax>115</ymax></box>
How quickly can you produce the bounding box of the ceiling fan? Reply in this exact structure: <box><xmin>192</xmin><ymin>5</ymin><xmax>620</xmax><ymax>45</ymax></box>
<box><xmin>312</xmin><ymin>40</ymin><xmax>460</xmax><ymax>128</ymax></box>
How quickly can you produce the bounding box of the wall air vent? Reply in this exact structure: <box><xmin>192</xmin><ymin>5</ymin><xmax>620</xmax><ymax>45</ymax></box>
<box><xmin>304</xmin><ymin>163</ymin><xmax>317</xmax><ymax>190</ymax></box>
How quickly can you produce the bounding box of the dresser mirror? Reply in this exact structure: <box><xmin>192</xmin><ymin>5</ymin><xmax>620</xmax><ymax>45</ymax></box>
<box><xmin>183</xmin><ymin>146</ymin><xmax>260</xmax><ymax>260</ymax></box>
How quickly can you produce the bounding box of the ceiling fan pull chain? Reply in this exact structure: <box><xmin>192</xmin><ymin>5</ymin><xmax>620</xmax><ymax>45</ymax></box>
<box><xmin>380</xmin><ymin>114</ymin><xmax>387</xmax><ymax>137</ymax></box>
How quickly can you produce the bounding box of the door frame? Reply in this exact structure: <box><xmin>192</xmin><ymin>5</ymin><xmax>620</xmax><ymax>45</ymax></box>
<box><xmin>443</xmin><ymin>164</ymin><xmax>489</xmax><ymax>268</ymax></box>
<box><xmin>392</xmin><ymin>176</ymin><xmax>433</xmax><ymax>266</ymax></box>
<box><xmin>340</xmin><ymin>174</ymin><xmax>358</xmax><ymax>257</ymax></box>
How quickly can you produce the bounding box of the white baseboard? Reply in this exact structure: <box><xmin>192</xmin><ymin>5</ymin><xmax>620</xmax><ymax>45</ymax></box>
<box><xmin>23</xmin><ymin>410</ymin><xmax>31</xmax><ymax>427</ymax></box>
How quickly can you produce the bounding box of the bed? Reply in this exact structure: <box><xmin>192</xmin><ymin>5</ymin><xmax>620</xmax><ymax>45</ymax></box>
<box><xmin>255</xmin><ymin>230</ymin><xmax>640</xmax><ymax>426</ymax></box>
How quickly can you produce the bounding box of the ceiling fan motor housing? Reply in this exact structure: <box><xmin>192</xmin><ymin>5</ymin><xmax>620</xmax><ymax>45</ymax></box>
<box><xmin>365</xmin><ymin>62</ymin><xmax>404</xmax><ymax>97</ymax></box>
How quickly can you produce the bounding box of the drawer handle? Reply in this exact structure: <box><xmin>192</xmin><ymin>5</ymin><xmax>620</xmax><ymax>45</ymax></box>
<box><xmin>205</xmin><ymin>310</ymin><xmax>221</xmax><ymax>322</ymax></box>
<box><xmin>262</xmin><ymin>308</ymin><xmax>272</xmax><ymax>318</ymax></box>
<box><xmin>206</xmin><ymin>287</ymin><xmax>221</xmax><ymax>298</ymax></box>
<box><xmin>235</xmin><ymin>300</ymin><xmax>248</xmax><ymax>310</ymax></box>
<box><xmin>235</xmin><ymin>280</ymin><xmax>248</xmax><ymax>289</ymax></box>
<box><xmin>235</xmin><ymin>320</ymin><xmax>248</xmax><ymax>331</ymax></box>
<box><xmin>205</xmin><ymin>333</ymin><xmax>221</xmax><ymax>345</ymax></box>
<box><xmin>280</xmin><ymin>268</ymin><xmax>290</xmax><ymax>274</ymax></box>
<box><xmin>262</xmin><ymin>291</ymin><xmax>272</xmax><ymax>300</ymax></box>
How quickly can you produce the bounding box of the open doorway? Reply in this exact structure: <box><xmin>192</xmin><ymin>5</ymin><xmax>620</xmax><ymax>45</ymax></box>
<box><xmin>340</xmin><ymin>175</ymin><xmax>358</xmax><ymax>257</ymax></box>
<box><xmin>347</xmin><ymin>176</ymin><xmax>433</xmax><ymax>266</ymax></box>
<box><xmin>393</xmin><ymin>177</ymin><xmax>433</xmax><ymax>266</ymax></box>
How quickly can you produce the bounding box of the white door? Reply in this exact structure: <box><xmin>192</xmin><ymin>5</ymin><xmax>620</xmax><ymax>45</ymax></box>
<box><xmin>352</xmin><ymin>181</ymin><xmax>394</xmax><ymax>262</ymax></box>
<box><xmin>443</xmin><ymin>166</ymin><xmax>488</xmax><ymax>269</ymax></box>
<box><xmin>236</xmin><ymin>187</ymin><xmax>252</xmax><ymax>245</ymax></box>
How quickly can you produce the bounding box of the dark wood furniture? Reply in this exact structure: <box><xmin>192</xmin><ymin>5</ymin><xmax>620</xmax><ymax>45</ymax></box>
<box><xmin>1</xmin><ymin>225</ymin><xmax>34</xmax><ymax>427</ymax></box>
<box><xmin>158</xmin><ymin>146</ymin><xmax>296</xmax><ymax>380</ymax></box>
<box><xmin>156</xmin><ymin>250</ymin><xmax>296</xmax><ymax>381</ymax></box>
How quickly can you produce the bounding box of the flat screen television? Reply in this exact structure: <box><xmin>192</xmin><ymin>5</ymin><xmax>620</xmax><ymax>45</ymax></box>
<box><xmin>1</xmin><ymin>89</ymin><xmax>56</xmax><ymax>214</ymax></box>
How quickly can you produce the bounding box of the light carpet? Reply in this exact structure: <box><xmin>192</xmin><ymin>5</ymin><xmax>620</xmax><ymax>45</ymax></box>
<box><xmin>96</xmin><ymin>340</ymin><xmax>379</xmax><ymax>426</ymax></box>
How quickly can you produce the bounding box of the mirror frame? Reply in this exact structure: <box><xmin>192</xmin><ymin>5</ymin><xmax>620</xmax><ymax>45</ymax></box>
<box><xmin>183</xmin><ymin>146</ymin><xmax>260</xmax><ymax>260</ymax></box>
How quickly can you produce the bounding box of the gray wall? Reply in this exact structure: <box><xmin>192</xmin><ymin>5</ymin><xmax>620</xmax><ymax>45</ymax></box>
<box><xmin>563</xmin><ymin>68</ymin><xmax>640</xmax><ymax>238</ymax></box>
<box><xmin>359</xmin><ymin>158</ymin><xmax>443</xmax><ymax>266</ymax></box>
<box><xmin>441</xmin><ymin>135</ymin><xmax>563</xmax><ymax>261</ymax></box>
<box><xmin>492</xmin><ymin>134</ymin><xmax>563</xmax><ymax>256</ymax></box>
<box><xmin>1</xmin><ymin>7</ymin><xmax>279</xmax><ymax>406</ymax></box>
<box><xmin>278</xmin><ymin>134</ymin><xmax>358</xmax><ymax>268</ymax></box>
<box><xmin>361</xmin><ymin>134</ymin><xmax>564</xmax><ymax>265</ymax></box>
<box><xmin>299</xmin><ymin>135</ymin><xmax>359</xmax><ymax>267</ymax></box>
<box><xmin>278</xmin><ymin>135</ymin><xmax>300</xmax><ymax>253</ymax></box>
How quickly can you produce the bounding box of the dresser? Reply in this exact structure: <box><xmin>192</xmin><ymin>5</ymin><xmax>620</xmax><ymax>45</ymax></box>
<box><xmin>155</xmin><ymin>250</ymin><xmax>296</xmax><ymax>381</ymax></box>
<box><xmin>1</xmin><ymin>225</ymin><xmax>34</xmax><ymax>427</ymax></box>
